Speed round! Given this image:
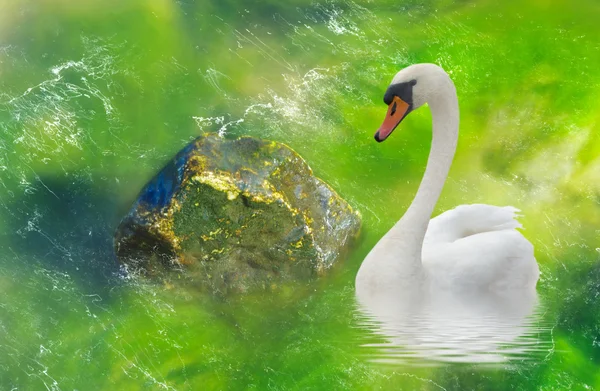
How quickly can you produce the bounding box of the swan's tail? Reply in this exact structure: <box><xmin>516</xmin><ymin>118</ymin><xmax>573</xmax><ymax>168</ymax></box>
<box><xmin>426</xmin><ymin>204</ymin><xmax>523</xmax><ymax>243</ymax></box>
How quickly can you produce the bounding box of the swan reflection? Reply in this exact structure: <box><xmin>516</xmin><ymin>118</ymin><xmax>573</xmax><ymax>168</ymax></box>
<box><xmin>356</xmin><ymin>287</ymin><xmax>550</xmax><ymax>365</ymax></box>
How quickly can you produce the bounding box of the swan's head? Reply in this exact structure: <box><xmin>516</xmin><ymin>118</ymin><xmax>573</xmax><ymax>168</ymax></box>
<box><xmin>375</xmin><ymin>63</ymin><xmax>449</xmax><ymax>142</ymax></box>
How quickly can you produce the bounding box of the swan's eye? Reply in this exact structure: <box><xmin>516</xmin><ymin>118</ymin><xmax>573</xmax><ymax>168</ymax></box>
<box><xmin>390</xmin><ymin>101</ymin><xmax>397</xmax><ymax>116</ymax></box>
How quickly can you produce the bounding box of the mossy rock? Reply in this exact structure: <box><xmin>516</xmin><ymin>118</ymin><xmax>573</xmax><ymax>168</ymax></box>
<box><xmin>114</xmin><ymin>134</ymin><xmax>361</xmax><ymax>293</ymax></box>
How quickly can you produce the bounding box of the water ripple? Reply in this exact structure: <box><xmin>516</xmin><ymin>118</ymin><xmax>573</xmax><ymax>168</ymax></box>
<box><xmin>354</xmin><ymin>289</ymin><xmax>554</xmax><ymax>367</ymax></box>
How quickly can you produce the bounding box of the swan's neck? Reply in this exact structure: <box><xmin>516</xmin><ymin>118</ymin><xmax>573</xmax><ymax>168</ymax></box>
<box><xmin>386</xmin><ymin>81</ymin><xmax>459</xmax><ymax>270</ymax></box>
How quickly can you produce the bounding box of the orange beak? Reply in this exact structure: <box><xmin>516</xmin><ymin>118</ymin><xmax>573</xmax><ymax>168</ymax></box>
<box><xmin>374</xmin><ymin>96</ymin><xmax>411</xmax><ymax>142</ymax></box>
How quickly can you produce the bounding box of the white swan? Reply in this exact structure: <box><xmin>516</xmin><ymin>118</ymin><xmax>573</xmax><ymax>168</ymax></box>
<box><xmin>356</xmin><ymin>63</ymin><xmax>539</xmax><ymax>294</ymax></box>
<box><xmin>354</xmin><ymin>63</ymin><xmax>543</xmax><ymax>363</ymax></box>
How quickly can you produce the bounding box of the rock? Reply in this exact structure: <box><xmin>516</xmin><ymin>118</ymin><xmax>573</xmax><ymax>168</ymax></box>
<box><xmin>114</xmin><ymin>134</ymin><xmax>361</xmax><ymax>293</ymax></box>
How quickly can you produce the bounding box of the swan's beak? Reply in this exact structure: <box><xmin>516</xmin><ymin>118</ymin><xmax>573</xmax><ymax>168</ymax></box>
<box><xmin>374</xmin><ymin>96</ymin><xmax>411</xmax><ymax>142</ymax></box>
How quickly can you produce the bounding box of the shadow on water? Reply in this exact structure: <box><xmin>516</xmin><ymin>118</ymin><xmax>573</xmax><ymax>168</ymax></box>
<box><xmin>0</xmin><ymin>174</ymin><xmax>125</xmax><ymax>296</ymax></box>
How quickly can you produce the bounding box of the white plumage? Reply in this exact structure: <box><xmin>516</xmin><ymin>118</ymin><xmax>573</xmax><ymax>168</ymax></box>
<box><xmin>422</xmin><ymin>204</ymin><xmax>539</xmax><ymax>291</ymax></box>
<box><xmin>355</xmin><ymin>64</ymin><xmax>539</xmax><ymax>294</ymax></box>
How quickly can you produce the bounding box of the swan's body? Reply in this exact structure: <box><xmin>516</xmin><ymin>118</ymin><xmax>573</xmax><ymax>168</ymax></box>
<box><xmin>356</xmin><ymin>64</ymin><xmax>539</xmax><ymax>296</ymax></box>
<box><xmin>356</xmin><ymin>63</ymin><xmax>539</xmax><ymax>297</ymax></box>
<box><xmin>354</xmin><ymin>64</ymin><xmax>541</xmax><ymax>363</ymax></box>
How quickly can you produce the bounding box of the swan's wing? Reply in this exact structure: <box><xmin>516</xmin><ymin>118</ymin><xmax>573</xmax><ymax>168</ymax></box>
<box><xmin>422</xmin><ymin>204</ymin><xmax>539</xmax><ymax>290</ymax></box>
<box><xmin>425</xmin><ymin>204</ymin><xmax>522</xmax><ymax>244</ymax></box>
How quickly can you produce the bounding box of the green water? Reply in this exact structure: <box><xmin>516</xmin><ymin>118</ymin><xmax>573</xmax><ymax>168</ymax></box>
<box><xmin>1</xmin><ymin>0</ymin><xmax>600</xmax><ymax>389</ymax></box>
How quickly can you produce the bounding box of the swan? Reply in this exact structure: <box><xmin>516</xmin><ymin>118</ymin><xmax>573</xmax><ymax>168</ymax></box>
<box><xmin>356</xmin><ymin>63</ymin><xmax>539</xmax><ymax>296</ymax></box>
<box><xmin>354</xmin><ymin>63</ymin><xmax>542</xmax><ymax>363</ymax></box>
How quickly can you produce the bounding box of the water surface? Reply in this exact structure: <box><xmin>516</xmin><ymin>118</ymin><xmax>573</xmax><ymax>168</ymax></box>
<box><xmin>1</xmin><ymin>0</ymin><xmax>600</xmax><ymax>389</ymax></box>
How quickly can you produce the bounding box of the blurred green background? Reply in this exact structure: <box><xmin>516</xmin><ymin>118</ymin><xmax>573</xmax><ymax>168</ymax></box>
<box><xmin>1</xmin><ymin>0</ymin><xmax>600</xmax><ymax>389</ymax></box>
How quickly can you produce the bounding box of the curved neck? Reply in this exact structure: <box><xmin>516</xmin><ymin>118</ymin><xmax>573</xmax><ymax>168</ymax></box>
<box><xmin>386</xmin><ymin>79</ymin><xmax>459</xmax><ymax>265</ymax></box>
